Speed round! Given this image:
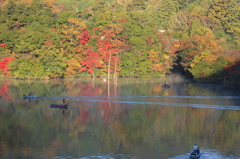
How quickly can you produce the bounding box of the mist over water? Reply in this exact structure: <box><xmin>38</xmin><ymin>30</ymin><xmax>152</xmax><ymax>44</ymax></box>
<box><xmin>1</xmin><ymin>76</ymin><xmax>240</xmax><ymax>159</ymax></box>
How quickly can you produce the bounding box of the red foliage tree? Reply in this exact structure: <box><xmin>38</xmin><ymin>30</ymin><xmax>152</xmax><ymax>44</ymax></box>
<box><xmin>224</xmin><ymin>64</ymin><xmax>234</xmax><ymax>73</ymax></box>
<box><xmin>97</xmin><ymin>40</ymin><xmax>120</xmax><ymax>74</ymax></box>
<box><xmin>0</xmin><ymin>57</ymin><xmax>13</xmax><ymax>75</ymax></box>
<box><xmin>80</xmin><ymin>46</ymin><xmax>102</xmax><ymax>74</ymax></box>
<box><xmin>44</xmin><ymin>35</ymin><xmax>56</xmax><ymax>47</ymax></box>
<box><xmin>79</xmin><ymin>29</ymin><xmax>90</xmax><ymax>45</ymax></box>
<box><xmin>0</xmin><ymin>43</ymin><xmax>6</xmax><ymax>48</ymax></box>
<box><xmin>120</xmin><ymin>19</ymin><xmax>128</xmax><ymax>22</ymax></box>
<box><xmin>96</xmin><ymin>29</ymin><xmax>125</xmax><ymax>75</ymax></box>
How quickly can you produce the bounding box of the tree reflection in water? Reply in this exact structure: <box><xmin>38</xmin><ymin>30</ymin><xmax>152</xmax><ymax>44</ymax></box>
<box><xmin>0</xmin><ymin>77</ymin><xmax>240</xmax><ymax>159</ymax></box>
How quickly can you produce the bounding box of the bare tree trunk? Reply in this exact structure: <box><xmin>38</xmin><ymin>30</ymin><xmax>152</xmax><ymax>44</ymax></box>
<box><xmin>92</xmin><ymin>69</ymin><xmax>94</xmax><ymax>88</ymax></box>
<box><xmin>108</xmin><ymin>52</ymin><xmax>112</xmax><ymax>97</ymax></box>
<box><xmin>114</xmin><ymin>55</ymin><xmax>118</xmax><ymax>79</ymax></box>
<box><xmin>114</xmin><ymin>56</ymin><xmax>118</xmax><ymax>96</ymax></box>
<box><xmin>108</xmin><ymin>52</ymin><xmax>112</xmax><ymax>80</ymax></box>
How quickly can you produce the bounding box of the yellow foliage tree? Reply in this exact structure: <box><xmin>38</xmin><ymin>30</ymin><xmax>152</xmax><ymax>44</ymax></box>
<box><xmin>190</xmin><ymin>50</ymin><xmax>211</xmax><ymax>68</ymax></box>
<box><xmin>148</xmin><ymin>49</ymin><xmax>159</xmax><ymax>63</ymax></box>
<box><xmin>190</xmin><ymin>30</ymin><xmax>221</xmax><ymax>52</ymax></box>
<box><xmin>189</xmin><ymin>31</ymin><xmax>222</xmax><ymax>67</ymax></box>
<box><xmin>64</xmin><ymin>58</ymin><xmax>81</xmax><ymax>76</ymax></box>
<box><xmin>208</xmin><ymin>0</ymin><xmax>230</xmax><ymax>24</ymax></box>
<box><xmin>61</xmin><ymin>19</ymin><xmax>86</xmax><ymax>44</ymax></box>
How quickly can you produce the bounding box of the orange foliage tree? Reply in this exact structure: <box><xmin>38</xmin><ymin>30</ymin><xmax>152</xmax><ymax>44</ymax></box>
<box><xmin>176</xmin><ymin>30</ymin><xmax>224</xmax><ymax>80</ymax></box>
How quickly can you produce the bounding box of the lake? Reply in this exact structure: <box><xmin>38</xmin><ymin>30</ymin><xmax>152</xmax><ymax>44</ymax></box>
<box><xmin>0</xmin><ymin>76</ymin><xmax>240</xmax><ymax>159</ymax></box>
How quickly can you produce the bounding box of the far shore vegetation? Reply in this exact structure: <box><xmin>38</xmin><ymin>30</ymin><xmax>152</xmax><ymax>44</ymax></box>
<box><xmin>0</xmin><ymin>0</ymin><xmax>240</xmax><ymax>89</ymax></box>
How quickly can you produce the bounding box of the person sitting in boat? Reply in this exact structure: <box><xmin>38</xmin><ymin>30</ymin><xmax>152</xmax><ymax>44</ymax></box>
<box><xmin>190</xmin><ymin>144</ymin><xmax>200</xmax><ymax>158</ymax></box>
<box><xmin>162</xmin><ymin>83</ymin><xmax>170</xmax><ymax>87</ymax></box>
<box><xmin>62</xmin><ymin>98</ymin><xmax>65</xmax><ymax>104</ymax></box>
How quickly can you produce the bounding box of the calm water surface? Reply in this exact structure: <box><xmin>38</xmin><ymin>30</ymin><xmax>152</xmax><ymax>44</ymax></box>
<box><xmin>0</xmin><ymin>77</ymin><xmax>240</xmax><ymax>159</ymax></box>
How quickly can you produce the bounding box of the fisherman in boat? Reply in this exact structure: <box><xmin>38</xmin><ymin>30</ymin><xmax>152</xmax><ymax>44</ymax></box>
<box><xmin>162</xmin><ymin>82</ymin><xmax>170</xmax><ymax>88</ymax></box>
<box><xmin>62</xmin><ymin>98</ymin><xmax>65</xmax><ymax>104</ymax></box>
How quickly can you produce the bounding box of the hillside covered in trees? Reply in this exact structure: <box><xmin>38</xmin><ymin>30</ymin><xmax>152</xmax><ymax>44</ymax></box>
<box><xmin>0</xmin><ymin>0</ymin><xmax>240</xmax><ymax>88</ymax></box>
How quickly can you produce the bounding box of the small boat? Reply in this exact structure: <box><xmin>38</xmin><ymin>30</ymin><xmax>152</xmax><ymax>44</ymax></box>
<box><xmin>189</xmin><ymin>152</ymin><xmax>201</xmax><ymax>159</ymax></box>
<box><xmin>23</xmin><ymin>94</ymin><xmax>38</xmax><ymax>99</ymax></box>
<box><xmin>50</xmin><ymin>104</ymin><xmax>68</xmax><ymax>108</ymax></box>
<box><xmin>189</xmin><ymin>144</ymin><xmax>201</xmax><ymax>159</ymax></box>
<box><xmin>23</xmin><ymin>93</ymin><xmax>38</xmax><ymax>102</ymax></box>
<box><xmin>162</xmin><ymin>84</ymin><xmax>170</xmax><ymax>88</ymax></box>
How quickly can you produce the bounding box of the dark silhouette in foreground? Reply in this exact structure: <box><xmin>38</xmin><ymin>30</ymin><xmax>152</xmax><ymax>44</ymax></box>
<box><xmin>190</xmin><ymin>144</ymin><xmax>201</xmax><ymax>159</ymax></box>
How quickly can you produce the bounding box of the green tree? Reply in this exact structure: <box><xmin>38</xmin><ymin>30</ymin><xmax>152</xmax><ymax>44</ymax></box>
<box><xmin>176</xmin><ymin>0</ymin><xmax>197</xmax><ymax>10</ymax></box>
<box><xmin>225</xmin><ymin>0</ymin><xmax>240</xmax><ymax>45</ymax></box>
<box><xmin>119</xmin><ymin>52</ymin><xmax>138</xmax><ymax>76</ymax></box>
<box><xmin>32</xmin><ymin>46</ymin><xmax>67</xmax><ymax>77</ymax></box>
<box><xmin>126</xmin><ymin>0</ymin><xmax>146</xmax><ymax>11</ymax></box>
<box><xmin>189</xmin><ymin>19</ymin><xmax>210</xmax><ymax>36</ymax></box>
<box><xmin>208</xmin><ymin>0</ymin><xmax>230</xmax><ymax>25</ymax></box>
<box><xmin>157</xmin><ymin>0</ymin><xmax>177</xmax><ymax>29</ymax></box>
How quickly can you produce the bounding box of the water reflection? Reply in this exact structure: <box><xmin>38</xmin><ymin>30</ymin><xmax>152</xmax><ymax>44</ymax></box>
<box><xmin>50</xmin><ymin>107</ymin><xmax>68</xmax><ymax>115</ymax></box>
<box><xmin>0</xmin><ymin>77</ymin><xmax>240</xmax><ymax>159</ymax></box>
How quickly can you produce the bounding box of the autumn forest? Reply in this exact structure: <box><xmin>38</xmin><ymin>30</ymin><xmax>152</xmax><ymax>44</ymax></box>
<box><xmin>0</xmin><ymin>0</ymin><xmax>240</xmax><ymax>88</ymax></box>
